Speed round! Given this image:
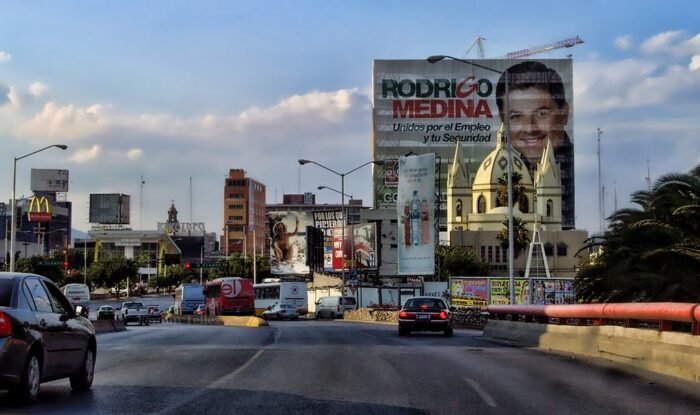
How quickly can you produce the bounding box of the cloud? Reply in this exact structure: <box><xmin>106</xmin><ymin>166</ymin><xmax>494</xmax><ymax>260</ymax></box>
<box><xmin>28</xmin><ymin>82</ymin><xmax>48</xmax><ymax>97</ymax></box>
<box><xmin>691</xmin><ymin>55</ymin><xmax>700</xmax><ymax>71</ymax></box>
<box><xmin>68</xmin><ymin>144</ymin><xmax>102</xmax><ymax>163</ymax></box>
<box><xmin>126</xmin><ymin>148</ymin><xmax>143</xmax><ymax>160</ymax></box>
<box><xmin>0</xmin><ymin>51</ymin><xmax>10</xmax><ymax>63</ymax></box>
<box><xmin>614</xmin><ymin>35</ymin><xmax>633</xmax><ymax>50</ymax></box>
<box><xmin>641</xmin><ymin>30</ymin><xmax>684</xmax><ymax>54</ymax></box>
<box><xmin>15</xmin><ymin>102</ymin><xmax>110</xmax><ymax>139</ymax></box>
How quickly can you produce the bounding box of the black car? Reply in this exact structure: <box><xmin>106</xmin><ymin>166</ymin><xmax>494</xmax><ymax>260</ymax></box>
<box><xmin>96</xmin><ymin>305</ymin><xmax>115</xmax><ymax>320</ymax></box>
<box><xmin>398</xmin><ymin>296</ymin><xmax>454</xmax><ymax>337</ymax></box>
<box><xmin>0</xmin><ymin>272</ymin><xmax>97</xmax><ymax>403</ymax></box>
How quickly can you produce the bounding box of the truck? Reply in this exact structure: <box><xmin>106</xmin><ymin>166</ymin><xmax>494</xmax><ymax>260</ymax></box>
<box><xmin>61</xmin><ymin>283</ymin><xmax>91</xmax><ymax>316</ymax></box>
<box><xmin>118</xmin><ymin>301</ymin><xmax>150</xmax><ymax>326</ymax></box>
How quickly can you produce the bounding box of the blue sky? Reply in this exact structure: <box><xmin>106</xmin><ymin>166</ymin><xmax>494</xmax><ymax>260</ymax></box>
<box><xmin>1</xmin><ymin>1</ymin><xmax>699</xmax><ymax>235</ymax></box>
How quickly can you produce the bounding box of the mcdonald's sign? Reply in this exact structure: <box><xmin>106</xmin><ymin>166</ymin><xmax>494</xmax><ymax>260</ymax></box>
<box><xmin>27</xmin><ymin>196</ymin><xmax>52</xmax><ymax>222</ymax></box>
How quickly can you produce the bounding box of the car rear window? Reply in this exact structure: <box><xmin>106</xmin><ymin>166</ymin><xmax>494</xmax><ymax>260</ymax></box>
<box><xmin>0</xmin><ymin>279</ymin><xmax>13</xmax><ymax>306</ymax></box>
<box><xmin>404</xmin><ymin>298</ymin><xmax>446</xmax><ymax>310</ymax></box>
<box><xmin>343</xmin><ymin>297</ymin><xmax>356</xmax><ymax>305</ymax></box>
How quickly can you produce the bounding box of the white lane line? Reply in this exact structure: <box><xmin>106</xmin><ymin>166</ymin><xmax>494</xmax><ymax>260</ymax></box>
<box><xmin>464</xmin><ymin>377</ymin><xmax>498</xmax><ymax>408</ymax></box>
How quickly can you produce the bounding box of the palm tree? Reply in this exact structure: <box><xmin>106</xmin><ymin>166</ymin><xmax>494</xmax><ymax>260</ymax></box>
<box><xmin>576</xmin><ymin>164</ymin><xmax>700</xmax><ymax>302</ymax></box>
<box><xmin>496</xmin><ymin>172</ymin><xmax>526</xmax><ymax>208</ymax></box>
<box><xmin>496</xmin><ymin>217</ymin><xmax>530</xmax><ymax>259</ymax></box>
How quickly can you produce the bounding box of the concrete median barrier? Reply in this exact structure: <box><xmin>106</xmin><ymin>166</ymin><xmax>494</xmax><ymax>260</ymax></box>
<box><xmin>163</xmin><ymin>314</ymin><xmax>268</xmax><ymax>327</ymax></box>
<box><xmin>92</xmin><ymin>319</ymin><xmax>126</xmax><ymax>334</ymax></box>
<box><xmin>219</xmin><ymin>316</ymin><xmax>269</xmax><ymax>327</ymax></box>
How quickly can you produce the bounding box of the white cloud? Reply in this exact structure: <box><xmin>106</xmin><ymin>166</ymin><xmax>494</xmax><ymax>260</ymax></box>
<box><xmin>28</xmin><ymin>82</ymin><xmax>48</xmax><ymax>97</ymax></box>
<box><xmin>641</xmin><ymin>30</ymin><xmax>684</xmax><ymax>54</ymax></box>
<box><xmin>15</xmin><ymin>102</ymin><xmax>110</xmax><ymax>139</ymax></box>
<box><xmin>126</xmin><ymin>148</ymin><xmax>143</xmax><ymax>160</ymax></box>
<box><xmin>68</xmin><ymin>144</ymin><xmax>101</xmax><ymax>163</ymax></box>
<box><xmin>614</xmin><ymin>35</ymin><xmax>633</xmax><ymax>50</ymax></box>
<box><xmin>691</xmin><ymin>55</ymin><xmax>700</xmax><ymax>71</ymax></box>
<box><xmin>0</xmin><ymin>51</ymin><xmax>10</xmax><ymax>63</ymax></box>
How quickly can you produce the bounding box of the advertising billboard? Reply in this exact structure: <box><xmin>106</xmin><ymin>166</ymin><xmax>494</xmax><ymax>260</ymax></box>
<box><xmin>269</xmin><ymin>211</ymin><xmax>312</xmax><ymax>275</ymax></box>
<box><xmin>89</xmin><ymin>194</ymin><xmax>130</xmax><ymax>224</ymax></box>
<box><xmin>372</xmin><ymin>59</ymin><xmax>574</xmax><ymax>229</ymax></box>
<box><xmin>31</xmin><ymin>169</ymin><xmax>69</xmax><ymax>193</ymax></box>
<box><xmin>312</xmin><ymin>210</ymin><xmax>345</xmax><ymax>272</ymax></box>
<box><xmin>331</xmin><ymin>222</ymin><xmax>378</xmax><ymax>272</ymax></box>
<box><xmin>450</xmin><ymin>277</ymin><xmax>488</xmax><ymax>307</ymax></box>
<box><xmin>397</xmin><ymin>153</ymin><xmax>435</xmax><ymax>275</ymax></box>
<box><xmin>27</xmin><ymin>195</ymin><xmax>52</xmax><ymax>222</ymax></box>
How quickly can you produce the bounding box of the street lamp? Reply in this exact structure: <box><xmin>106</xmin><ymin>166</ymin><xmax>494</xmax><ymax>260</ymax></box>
<box><xmin>317</xmin><ymin>185</ymin><xmax>353</xmax><ymax>200</ymax></box>
<box><xmin>427</xmin><ymin>55</ymin><xmax>516</xmax><ymax>305</ymax></box>
<box><xmin>299</xmin><ymin>159</ymin><xmax>383</xmax><ymax>296</ymax></box>
<box><xmin>10</xmin><ymin>144</ymin><xmax>68</xmax><ymax>272</ymax></box>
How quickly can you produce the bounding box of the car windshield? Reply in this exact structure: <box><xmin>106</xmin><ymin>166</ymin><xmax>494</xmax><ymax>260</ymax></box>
<box><xmin>403</xmin><ymin>299</ymin><xmax>446</xmax><ymax>310</ymax></box>
<box><xmin>101</xmin><ymin>306</ymin><xmax>113</xmax><ymax>311</ymax></box>
<box><xmin>0</xmin><ymin>279</ymin><xmax>13</xmax><ymax>306</ymax></box>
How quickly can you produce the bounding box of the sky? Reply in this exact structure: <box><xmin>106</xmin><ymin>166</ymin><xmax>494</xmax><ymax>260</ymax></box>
<box><xmin>1</xmin><ymin>0</ymin><xmax>699</xmax><ymax>237</ymax></box>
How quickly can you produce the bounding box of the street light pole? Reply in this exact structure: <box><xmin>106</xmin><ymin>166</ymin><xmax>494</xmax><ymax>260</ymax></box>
<box><xmin>317</xmin><ymin>186</ymin><xmax>353</xmax><ymax>200</ymax></box>
<box><xmin>427</xmin><ymin>55</ymin><xmax>516</xmax><ymax>304</ymax></box>
<box><xmin>299</xmin><ymin>159</ymin><xmax>383</xmax><ymax>296</ymax></box>
<box><xmin>10</xmin><ymin>144</ymin><xmax>68</xmax><ymax>272</ymax></box>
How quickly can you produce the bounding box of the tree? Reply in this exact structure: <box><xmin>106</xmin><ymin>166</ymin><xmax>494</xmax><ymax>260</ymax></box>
<box><xmin>496</xmin><ymin>217</ymin><xmax>530</xmax><ymax>259</ymax></box>
<box><xmin>576</xmin><ymin>164</ymin><xmax>700</xmax><ymax>302</ymax></box>
<box><xmin>89</xmin><ymin>255</ymin><xmax>139</xmax><ymax>297</ymax></box>
<box><xmin>436</xmin><ymin>245</ymin><xmax>489</xmax><ymax>280</ymax></box>
<box><xmin>496</xmin><ymin>172</ymin><xmax>526</xmax><ymax>208</ymax></box>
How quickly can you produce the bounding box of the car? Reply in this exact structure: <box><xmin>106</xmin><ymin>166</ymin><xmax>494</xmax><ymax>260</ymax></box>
<box><xmin>315</xmin><ymin>296</ymin><xmax>357</xmax><ymax>319</ymax></box>
<box><xmin>398</xmin><ymin>296</ymin><xmax>454</xmax><ymax>337</ymax></box>
<box><xmin>0</xmin><ymin>272</ymin><xmax>97</xmax><ymax>403</ymax></box>
<box><xmin>147</xmin><ymin>305</ymin><xmax>162</xmax><ymax>323</ymax></box>
<box><xmin>193</xmin><ymin>304</ymin><xmax>206</xmax><ymax>316</ymax></box>
<box><xmin>96</xmin><ymin>305</ymin><xmax>115</xmax><ymax>320</ymax></box>
<box><xmin>262</xmin><ymin>303</ymin><xmax>299</xmax><ymax>321</ymax></box>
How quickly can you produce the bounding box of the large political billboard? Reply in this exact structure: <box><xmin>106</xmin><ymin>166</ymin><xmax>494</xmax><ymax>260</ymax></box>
<box><xmin>397</xmin><ymin>153</ymin><xmax>435</xmax><ymax>275</ymax></box>
<box><xmin>268</xmin><ymin>211</ymin><xmax>312</xmax><ymax>275</ymax></box>
<box><xmin>312</xmin><ymin>210</ymin><xmax>345</xmax><ymax>272</ymax></box>
<box><xmin>373</xmin><ymin>59</ymin><xmax>574</xmax><ymax>229</ymax></box>
<box><xmin>331</xmin><ymin>222</ymin><xmax>378</xmax><ymax>272</ymax></box>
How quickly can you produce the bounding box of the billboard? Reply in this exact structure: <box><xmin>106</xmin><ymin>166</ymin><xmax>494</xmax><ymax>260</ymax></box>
<box><xmin>269</xmin><ymin>211</ymin><xmax>312</xmax><ymax>275</ymax></box>
<box><xmin>450</xmin><ymin>277</ymin><xmax>488</xmax><ymax>307</ymax></box>
<box><xmin>331</xmin><ymin>222</ymin><xmax>378</xmax><ymax>271</ymax></box>
<box><xmin>89</xmin><ymin>194</ymin><xmax>130</xmax><ymax>224</ymax></box>
<box><xmin>397</xmin><ymin>153</ymin><xmax>435</xmax><ymax>275</ymax></box>
<box><xmin>30</xmin><ymin>169</ymin><xmax>69</xmax><ymax>193</ymax></box>
<box><xmin>373</xmin><ymin>59</ymin><xmax>574</xmax><ymax>228</ymax></box>
<box><xmin>27</xmin><ymin>195</ymin><xmax>52</xmax><ymax>222</ymax></box>
<box><xmin>312</xmin><ymin>210</ymin><xmax>345</xmax><ymax>271</ymax></box>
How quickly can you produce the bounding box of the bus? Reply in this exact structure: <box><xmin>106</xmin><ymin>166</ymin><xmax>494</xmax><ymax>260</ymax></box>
<box><xmin>204</xmin><ymin>277</ymin><xmax>255</xmax><ymax>316</ymax></box>
<box><xmin>254</xmin><ymin>280</ymin><xmax>308</xmax><ymax>319</ymax></box>
<box><xmin>61</xmin><ymin>283</ymin><xmax>90</xmax><ymax>313</ymax></box>
<box><xmin>173</xmin><ymin>283</ymin><xmax>205</xmax><ymax>315</ymax></box>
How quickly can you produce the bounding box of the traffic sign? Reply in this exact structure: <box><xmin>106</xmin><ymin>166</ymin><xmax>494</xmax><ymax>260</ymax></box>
<box><xmin>40</xmin><ymin>260</ymin><xmax>62</xmax><ymax>266</ymax></box>
<box><xmin>191</xmin><ymin>263</ymin><xmax>222</xmax><ymax>269</ymax></box>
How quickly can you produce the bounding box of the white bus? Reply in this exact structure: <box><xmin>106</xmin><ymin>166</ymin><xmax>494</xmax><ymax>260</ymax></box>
<box><xmin>173</xmin><ymin>283</ymin><xmax>205</xmax><ymax>315</ymax></box>
<box><xmin>61</xmin><ymin>283</ymin><xmax>91</xmax><ymax>312</ymax></box>
<box><xmin>254</xmin><ymin>280</ymin><xmax>308</xmax><ymax>319</ymax></box>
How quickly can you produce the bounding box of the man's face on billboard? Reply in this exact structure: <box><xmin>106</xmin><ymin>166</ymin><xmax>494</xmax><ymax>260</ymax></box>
<box><xmin>506</xmin><ymin>87</ymin><xmax>569</xmax><ymax>161</ymax></box>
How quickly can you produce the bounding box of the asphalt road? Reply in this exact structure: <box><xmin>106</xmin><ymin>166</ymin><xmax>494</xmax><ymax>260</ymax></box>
<box><xmin>1</xmin><ymin>320</ymin><xmax>699</xmax><ymax>414</ymax></box>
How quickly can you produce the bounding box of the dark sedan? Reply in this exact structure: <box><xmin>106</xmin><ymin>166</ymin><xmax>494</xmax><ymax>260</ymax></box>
<box><xmin>97</xmin><ymin>305</ymin><xmax>115</xmax><ymax>320</ymax></box>
<box><xmin>0</xmin><ymin>272</ymin><xmax>96</xmax><ymax>403</ymax></box>
<box><xmin>398</xmin><ymin>296</ymin><xmax>454</xmax><ymax>337</ymax></box>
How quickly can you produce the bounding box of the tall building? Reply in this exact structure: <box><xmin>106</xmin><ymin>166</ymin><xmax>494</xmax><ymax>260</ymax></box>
<box><xmin>223</xmin><ymin>169</ymin><xmax>266</xmax><ymax>255</ymax></box>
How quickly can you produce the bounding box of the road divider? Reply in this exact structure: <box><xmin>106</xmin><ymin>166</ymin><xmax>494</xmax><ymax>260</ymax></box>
<box><xmin>92</xmin><ymin>319</ymin><xmax>126</xmax><ymax>334</ymax></box>
<box><xmin>164</xmin><ymin>314</ymin><xmax>268</xmax><ymax>327</ymax></box>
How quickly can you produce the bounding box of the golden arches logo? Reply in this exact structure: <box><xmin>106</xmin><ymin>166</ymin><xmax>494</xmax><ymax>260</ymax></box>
<box><xmin>28</xmin><ymin>196</ymin><xmax>52</xmax><ymax>222</ymax></box>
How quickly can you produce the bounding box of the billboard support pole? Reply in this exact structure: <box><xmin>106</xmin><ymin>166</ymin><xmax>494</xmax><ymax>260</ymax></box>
<box><xmin>10</xmin><ymin>144</ymin><xmax>67</xmax><ymax>272</ymax></box>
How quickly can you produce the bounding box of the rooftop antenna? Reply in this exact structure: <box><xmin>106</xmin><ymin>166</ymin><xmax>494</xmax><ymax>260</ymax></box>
<box><xmin>597</xmin><ymin>128</ymin><xmax>603</xmax><ymax>232</ymax></box>
<box><xmin>189</xmin><ymin>176</ymin><xmax>193</xmax><ymax>222</ymax></box>
<box><xmin>614</xmin><ymin>181</ymin><xmax>618</xmax><ymax>213</ymax></box>
<box><xmin>139</xmin><ymin>175</ymin><xmax>145</xmax><ymax>230</ymax></box>
<box><xmin>465</xmin><ymin>36</ymin><xmax>486</xmax><ymax>58</ymax></box>
<box><xmin>645</xmin><ymin>158</ymin><xmax>652</xmax><ymax>191</ymax></box>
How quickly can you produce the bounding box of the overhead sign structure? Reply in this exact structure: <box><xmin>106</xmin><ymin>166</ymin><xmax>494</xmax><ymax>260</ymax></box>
<box><xmin>27</xmin><ymin>195</ymin><xmax>52</xmax><ymax>222</ymax></box>
<box><xmin>397</xmin><ymin>153</ymin><xmax>435</xmax><ymax>275</ymax></box>
<box><xmin>372</xmin><ymin>59</ymin><xmax>575</xmax><ymax>229</ymax></box>
<box><xmin>31</xmin><ymin>169</ymin><xmax>69</xmax><ymax>193</ymax></box>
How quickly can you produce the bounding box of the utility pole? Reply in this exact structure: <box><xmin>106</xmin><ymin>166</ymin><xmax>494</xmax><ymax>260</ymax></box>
<box><xmin>645</xmin><ymin>159</ymin><xmax>652</xmax><ymax>191</ymax></box>
<box><xmin>597</xmin><ymin>128</ymin><xmax>603</xmax><ymax>232</ymax></box>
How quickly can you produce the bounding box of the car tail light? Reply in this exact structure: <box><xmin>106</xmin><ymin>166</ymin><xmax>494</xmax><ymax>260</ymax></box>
<box><xmin>0</xmin><ymin>312</ymin><xmax>12</xmax><ymax>337</ymax></box>
<box><xmin>399</xmin><ymin>310</ymin><xmax>408</xmax><ymax>319</ymax></box>
<box><xmin>438</xmin><ymin>311</ymin><xmax>448</xmax><ymax>320</ymax></box>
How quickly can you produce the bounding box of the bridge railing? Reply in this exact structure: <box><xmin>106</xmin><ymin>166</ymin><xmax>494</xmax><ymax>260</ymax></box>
<box><xmin>486</xmin><ymin>303</ymin><xmax>700</xmax><ymax>335</ymax></box>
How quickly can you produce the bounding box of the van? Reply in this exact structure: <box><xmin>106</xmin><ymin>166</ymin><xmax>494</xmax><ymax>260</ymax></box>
<box><xmin>315</xmin><ymin>296</ymin><xmax>357</xmax><ymax>319</ymax></box>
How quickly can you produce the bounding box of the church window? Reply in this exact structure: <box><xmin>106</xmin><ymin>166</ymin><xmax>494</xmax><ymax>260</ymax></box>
<box><xmin>456</xmin><ymin>199</ymin><xmax>463</xmax><ymax>219</ymax></box>
<box><xmin>477</xmin><ymin>195</ymin><xmax>486</xmax><ymax>213</ymax></box>
<box><xmin>557</xmin><ymin>243</ymin><xmax>568</xmax><ymax>257</ymax></box>
<box><xmin>544</xmin><ymin>243</ymin><xmax>554</xmax><ymax>256</ymax></box>
<box><xmin>546</xmin><ymin>199</ymin><xmax>553</xmax><ymax>217</ymax></box>
<box><xmin>519</xmin><ymin>195</ymin><xmax>529</xmax><ymax>213</ymax></box>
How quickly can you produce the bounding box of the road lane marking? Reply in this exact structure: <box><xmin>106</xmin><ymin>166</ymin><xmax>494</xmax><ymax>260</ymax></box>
<box><xmin>464</xmin><ymin>377</ymin><xmax>497</xmax><ymax>408</ymax></box>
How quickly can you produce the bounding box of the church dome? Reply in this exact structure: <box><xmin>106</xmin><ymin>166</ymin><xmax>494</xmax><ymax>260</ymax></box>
<box><xmin>472</xmin><ymin>125</ymin><xmax>533</xmax><ymax>190</ymax></box>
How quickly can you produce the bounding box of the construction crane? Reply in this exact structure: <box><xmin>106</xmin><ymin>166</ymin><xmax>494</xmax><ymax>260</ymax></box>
<box><xmin>497</xmin><ymin>35</ymin><xmax>584</xmax><ymax>59</ymax></box>
<box><xmin>465</xmin><ymin>36</ymin><xmax>487</xmax><ymax>58</ymax></box>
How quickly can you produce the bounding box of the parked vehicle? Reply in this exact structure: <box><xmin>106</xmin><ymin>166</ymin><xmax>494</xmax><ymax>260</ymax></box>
<box><xmin>146</xmin><ymin>305</ymin><xmax>162</xmax><ymax>323</ymax></box>
<box><xmin>0</xmin><ymin>272</ymin><xmax>97</xmax><ymax>403</ymax></box>
<box><xmin>193</xmin><ymin>304</ymin><xmax>206</xmax><ymax>316</ymax></box>
<box><xmin>315</xmin><ymin>296</ymin><xmax>356</xmax><ymax>319</ymax></box>
<box><xmin>204</xmin><ymin>277</ymin><xmax>254</xmax><ymax>316</ymax></box>
<box><xmin>174</xmin><ymin>283</ymin><xmax>205</xmax><ymax>315</ymax></box>
<box><xmin>398</xmin><ymin>296</ymin><xmax>454</xmax><ymax>337</ymax></box>
<box><xmin>118</xmin><ymin>301</ymin><xmax>149</xmax><ymax>326</ymax></box>
<box><xmin>96</xmin><ymin>305</ymin><xmax>115</xmax><ymax>320</ymax></box>
<box><xmin>254</xmin><ymin>280</ymin><xmax>307</xmax><ymax>319</ymax></box>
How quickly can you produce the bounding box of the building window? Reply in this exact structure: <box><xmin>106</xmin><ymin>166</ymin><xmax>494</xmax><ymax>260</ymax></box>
<box><xmin>480</xmin><ymin>246</ymin><xmax>486</xmax><ymax>261</ymax></box>
<box><xmin>477</xmin><ymin>195</ymin><xmax>486</xmax><ymax>213</ymax></box>
<box><xmin>544</xmin><ymin>243</ymin><xmax>553</xmax><ymax>256</ymax></box>
<box><xmin>519</xmin><ymin>195</ymin><xmax>529</xmax><ymax>213</ymax></box>
<box><xmin>487</xmin><ymin>246</ymin><xmax>493</xmax><ymax>263</ymax></box>
<box><xmin>547</xmin><ymin>199</ymin><xmax>553</xmax><ymax>217</ymax></box>
<box><xmin>456</xmin><ymin>199</ymin><xmax>463</xmax><ymax>219</ymax></box>
<box><xmin>557</xmin><ymin>242</ymin><xmax>568</xmax><ymax>257</ymax></box>
<box><xmin>495</xmin><ymin>246</ymin><xmax>501</xmax><ymax>263</ymax></box>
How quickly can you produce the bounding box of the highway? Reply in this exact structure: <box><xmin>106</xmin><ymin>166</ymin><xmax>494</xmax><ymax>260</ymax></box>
<box><xmin>1</xmin><ymin>320</ymin><xmax>698</xmax><ymax>414</ymax></box>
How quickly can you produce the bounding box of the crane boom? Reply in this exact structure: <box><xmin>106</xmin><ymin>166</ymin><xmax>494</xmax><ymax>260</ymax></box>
<box><xmin>497</xmin><ymin>35</ymin><xmax>584</xmax><ymax>59</ymax></box>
